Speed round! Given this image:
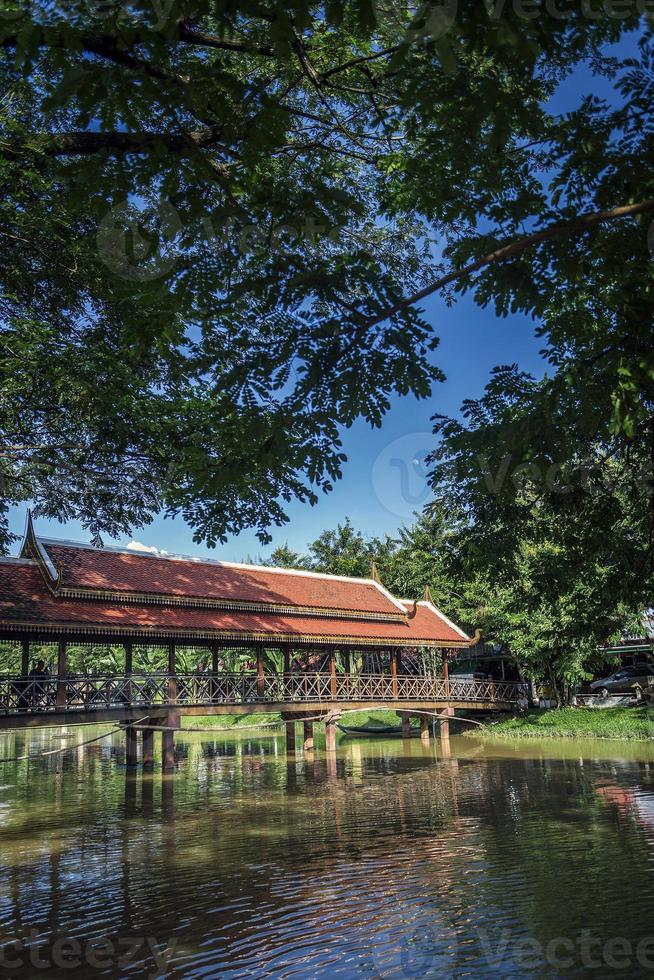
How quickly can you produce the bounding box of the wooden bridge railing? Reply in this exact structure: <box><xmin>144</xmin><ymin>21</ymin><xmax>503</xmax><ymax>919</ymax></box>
<box><xmin>0</xmin><ymin>672</ymin><xmax>529</xmax><ymax>715</ymax></box>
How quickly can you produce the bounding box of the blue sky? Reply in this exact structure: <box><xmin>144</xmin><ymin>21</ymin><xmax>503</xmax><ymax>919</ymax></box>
<box><xmin>9</xmin><ymin>291</ymin><xmax>545</xmax><ymax>561</ymax></box>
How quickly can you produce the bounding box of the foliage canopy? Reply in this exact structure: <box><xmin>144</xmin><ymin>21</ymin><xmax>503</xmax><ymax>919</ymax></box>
<box><xmin>2</xmin><ymin>2</ymin><xmax>653</xmax><ymax>550</ymax></box>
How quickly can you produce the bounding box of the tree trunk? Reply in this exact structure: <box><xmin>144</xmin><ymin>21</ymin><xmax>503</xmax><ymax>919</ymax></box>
<box><xmin>548</xmin><ymin>664</ymin><xmax>562</xmax><ymax>708</ymax></box>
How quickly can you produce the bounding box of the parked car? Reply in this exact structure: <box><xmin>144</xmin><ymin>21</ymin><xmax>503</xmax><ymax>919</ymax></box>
<box><xmin>590</xmin><ymin>664</ymin><xmax>654</xmax><ymax>697</ymax></box>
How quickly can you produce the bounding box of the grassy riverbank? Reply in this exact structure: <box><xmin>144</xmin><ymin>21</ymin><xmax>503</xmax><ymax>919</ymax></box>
<box><xmin>187</xmin><ymin>709</ymin><xmax>407</xmax><ymax>731</ymax></box>
<box><xmin>475</xmin><ymin>706</ymin><xmax>654</xmax><ymax>741</ymax></box>
<box><xmin>184</xmin><ymin>713</ymin><xmax>283</xmax><ymax>729</ymax></box>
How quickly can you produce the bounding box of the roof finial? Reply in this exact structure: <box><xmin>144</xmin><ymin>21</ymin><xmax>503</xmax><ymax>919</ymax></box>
<box><xmin>20</xmin><ymin>509</ymin><xmax>36</xmax><ymax>559</ymax></box>
<box><xmin>406</xmin><ymin>599</ymin><xmax>418</xmax><ymax>619</ymax></box>
<box><xmin>468</xmin><ymin>628</ymin><xmax>482</xmax><ymax>646</ymax></box>
<box><xmin>370</xmin><ymin>560</ymin><xmax>381</xmax><ymax>584</ymax></box>
<box><xmin>423</xmin><ymin>584</ymin><xmax>433</xmax><ymax>603</ymax></box>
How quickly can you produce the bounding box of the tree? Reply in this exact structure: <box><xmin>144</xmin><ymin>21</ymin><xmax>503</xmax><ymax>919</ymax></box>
<box><xmin>2</xmin><ymin>2</ymin><xmax>649</xmax><ymax>551</ymax></box>
<box><xmin>306</xmin><ymin>518</ymin><xmax>394</xmax><ymax>577</ymax></box>
<box><xmin>429</xmin><ymin>366</ymin><xmax>653</xmax><ymax>700</ymax></box>
<box><xmin>378</xmin><ymin>506</ymin><xmax>466</xmax><ymax>610</ymax></box>
<box><xmin>265</xmin><ymin>543</ymin><xmax>311</xmax><ymax>570</ymax></box>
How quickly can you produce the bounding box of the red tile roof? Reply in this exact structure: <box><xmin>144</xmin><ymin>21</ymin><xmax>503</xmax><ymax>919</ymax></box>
<box><xmin>40</xmin><ymin>541</ymin><xmax>405</xmax><ymax>617</ymax></box>
<box><xmin>0</xmin><ymin>554</ymin><xmax>469</xmax><ymax>647</ymax></box>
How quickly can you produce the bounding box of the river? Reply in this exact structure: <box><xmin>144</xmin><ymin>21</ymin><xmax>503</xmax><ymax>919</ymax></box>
<box><xmin>0</xmin><ymin>726</ymin><xmax>653</xmax><ymax>978</ymax></box>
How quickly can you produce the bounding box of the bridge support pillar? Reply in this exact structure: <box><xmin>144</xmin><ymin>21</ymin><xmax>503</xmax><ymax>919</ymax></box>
<box><xmin>400</xmin><ymin>713</ymin><xmax>411</xmax><ymax>739</ymax></box>
<box><xmin>125</xmin><ymin>726</ymin><xmax>138</xmax><ymax>767</ymax></box>
<box><xmin>440</xmin><ymin>706</ymin><xmax>454</xmax><ymax>741</ymax></box>
<box><xmin>285</xmin><ymin>721</ymin><xmax>296</xmax><ymax>754</ymax></box>
<box><xmin>420</xmin><ymin>716</ymin><xmax>430</xmax><ymax>744</ymax></box>
<box><xmin>162</xmin><ymin>712</ymin><xmax>180</xmax><ymax>770</ymax></box>
<box><xmin>142</xmin><ymin>725</ymin><xmax>154</xmax><ymax>769</ymax></box>
<box><xmin>303</xmin><ymin>720</ymin><xmax>314</xmax><ymax>750</ymax></box>
<box><xmin>325</xmin><ymin>719</ymin><xmax>337</xmax><ymax>753</ymax></box>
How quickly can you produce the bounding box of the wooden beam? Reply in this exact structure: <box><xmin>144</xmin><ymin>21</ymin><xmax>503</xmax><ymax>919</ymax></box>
<box><xmin>325</xmin><ymin>719</ymin><xmax>337</xmax><ymax>753</ymax></box>
<box><xmin>421</xmin><ymin>715</ymin><xmax>430</xmax><ymax>744</ymax></box>
<box><xmin>390</xmin><ymin>648</ymin><xmax>398</xmax><ymax>699</ymax></box>
<box><xmin>162</xmin><ymin>729</ymin><xmax>175</xmax><ymax>769</ymax></box>
<box><xmin>440</xmin><ymin>706</ymin><xmax>454</xmax><ymax>741</ymax></box>
<box><xmin>167</xmin><ymin>641</ymin><xmax>177</xmax><ymax>704</ymax></box>
<box><xmin>285</xmin><ymin>720</ymin><xmax>296</xmax><ymax>754</ymax></box>
<box><xmin>329</xmin><ymin>649</ymin><xmax>337</xmax><ymax>698</ymax></box>
<box><xmin>56</xmin><ymin>640</ymin><xmax>67</xmax><ymax>708</ymax></box>
<box><xmin>125</xmin><ymin>726</ymin><xmax>138</xmax><ymax>767</ymax></box>
<box><xmin>162</xmin><ymin>711</ymin><xmax>179</xmax><ymax>770</ymax></box>
<box><xmin>256</xmin><ymin>643</ymin><xmax>265</xmax><ymax>699</ymax></box>
<box><xmin>442</xmin><ymin>649</ymin><xmax>451</xmax><ymax>700</ymax></box>
<box><xmin>142</xmin><ymin>726</ymin><xmax>154</xmax><ymax>768</ymax></box>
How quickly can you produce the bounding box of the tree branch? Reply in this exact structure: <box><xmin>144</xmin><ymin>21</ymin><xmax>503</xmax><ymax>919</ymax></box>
<box><xmin>1</xmin><ymin>29</ymin><xmax>188</xmax><ymax>85</ymax></box>
<box><xmin>177</xmin><ymin>23</ymin><xmax>274</xmax><ymax>56</ymax></box>
<box><xmin>361</xmin><ymin>198</ymin><xmax>654</xmax><ymax>329</ymax></box>
<box><xmin>321</xmin><ymin>46</ymin><xmax>399</xmax><ymax>80</ymax></box>
<box><xmin>1</xmin><ymin>127</ymin><xmax>230</xmax><ymax>163</ymax></box>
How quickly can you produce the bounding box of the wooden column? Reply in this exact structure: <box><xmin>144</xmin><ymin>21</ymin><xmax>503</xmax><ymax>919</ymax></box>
<box><xmin>285</xmin><ymin>720</ymin><xmax>296</xmax><ymax>754</ymax></box>
<box><xmin>303</xmin><ymin>719</ymin><xmax>314</xmax><ymax>750</ymax></box>
<box><xmin>211</xmin><ymin>643</ymin><xmax>219</xmax><ymax>675</ymax></box>
<box><xmin>20</xmin><ymin>638</ymin><xmax>29</xmax><ymax>678</ymax></box>
<box><xmin>325</xmin><ymin>718</ymin><xmax>337</xmax><ymax>753</ymax></box>
<box><xmin>162</xmin><ymin>712</ymin><xmax>179</xmax><ymax>770</ymax></box>
<box><xmin>56</xmin><ymin>640</ymin><xmax>67</xmax><ymax>708</ymax></box>
<box><xmin>162</xmin><ymin>730</ymin><xmax>175</xmax><ymax>769</ymax></box>
<box><xmin>328</xmin><ymin>649</ymin><xmax>337</xmax><ymax>698</ymax></box>
<box><xmin>167</xmin><ymin>641</ymin><xmax>177</xmax><ymax>704</ymax></box>
<box><xmin>421</xmin><ymin>715</ymin><xmax>430</xmax><ymax>744</ymax></box>
<box><xmin>125</xmin><ymin>726</ymin><xmax>138</xmax><ymax>767</ymax></box>
<box><xmin>442</xmin><ymin>649</ymin><xmax>451</xmax><ymax>699</ymax></box>
<box><xmin>142</xmin><ymin>725</ymin><xmax>154</xmax><ymax>768</ymax></box>
<box><xmin>282</xmin><ymin>643</ymin><xmax>292</xmax><ymax>700</ymax></box>
<box><xmin>123</xmin><ymin>640</ymin><xmax>134</xmax><ymax>706</ymax></box>
<box><xmin>396</xmin><ymin>648</ymin><xmax>403</xmax><ymax>675</ymax></box>
<box><xmin>441</xmin><ymin>650</ymin><xmax>452</xmax><ymax>740</ymax></box>
<box><xmin>256</xmin><ymin>644</ymin><xmax>265</xmax><ymax>700</ymax></box>
<box><xmin>390</xmin><ymin>649</ymin><xmax>398</xmax><ymax>699</ymax></box>
<box><xmin>343</xmin><ymin>649</ymin><xmax>351</xmax><ymax>674</ymax></box>
<box><xmin>441</xmin><ymin>706</ymin><xmax>454</xmax><ymax>742</ymax></box>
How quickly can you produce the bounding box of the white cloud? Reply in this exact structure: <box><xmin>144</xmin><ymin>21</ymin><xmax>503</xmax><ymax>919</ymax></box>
<box><xmin>126</xmin><ymin>540</ymin><xmax>168</xmax><ymax>555</ymax></box>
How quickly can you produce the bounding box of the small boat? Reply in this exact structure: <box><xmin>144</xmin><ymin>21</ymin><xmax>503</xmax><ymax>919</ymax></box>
<box><xmin>336</xmin><ymin>722</ymin><xmax>416</xmax><ymax>737</ymax></box>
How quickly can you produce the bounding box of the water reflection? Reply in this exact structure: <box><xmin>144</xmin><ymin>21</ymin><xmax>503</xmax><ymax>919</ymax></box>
<box><xmin>0</xmin><ymin>729</ymin><xmax>652</xmax><ymax>977</ymax></box>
